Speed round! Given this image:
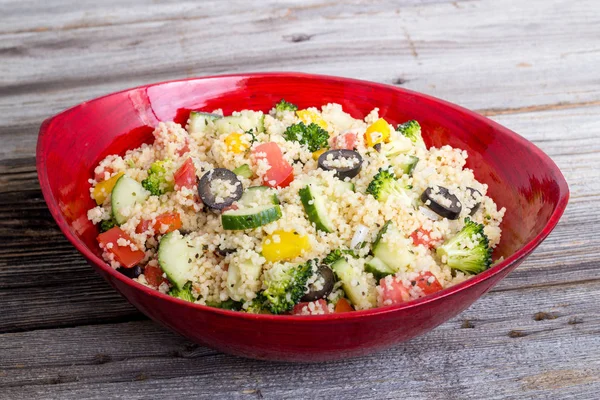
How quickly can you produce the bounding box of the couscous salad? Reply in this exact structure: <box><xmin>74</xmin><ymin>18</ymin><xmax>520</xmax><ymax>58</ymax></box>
<box><xmin>88</xmin><ymin>100</ymin><xmax>505</xmax><ymax>315</ymax></box>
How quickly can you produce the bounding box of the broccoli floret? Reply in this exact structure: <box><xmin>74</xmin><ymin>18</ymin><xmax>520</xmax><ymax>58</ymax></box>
<box><xmin>275</xmin><ymin>99</ymin><xmax>298</xmax><ymax>112</ymax></box>
<box><xmin>99</xmin><ymin>219</ymin><xmax>117</xmax><ymax>232</ymax></box>
<box><xmin>322</xmin><ymin>249</ymin><xmax>356</xmax><ymax>265</ymax></box>
<box><xmin>141</xmin><ymin>160</ymin><xmax>173</xmax><ymax>196</ymax></box>
<box><xmin>206</xmin><ymin>299</ymin><xmax>243</xmax><ymax>311</ymax></box>
<box><xmin>282</xmin><ymin>122</ymin><xmax>329</xmax><ymax>152</ymax></box>
<box><xmin>168</xmin><ymin>282</ymin><xmax>195</xmax><ymax>302</ymax></box>
<box><xmin>396</xmin><ymin>120</ymin><xmax>425</xmax><ymax>148</ymax></box>
<box><xmin>261</xmin><ymin>260</ymin><xmax>314</xmax><ymax>314</ymax></box>
<box><xmin>366</xmin><ymin>167</ymin><xmax>413</xmax><ymax>206</ymax></box>
<box><xmin>244</xmin><ymin>296</ymin><xmax>269</xmax><ymax>314</ymax></box>
<box><xmin>436</xmin><ymin>218</ymin><xmax>492</xmax><ymax>274</ymax></box>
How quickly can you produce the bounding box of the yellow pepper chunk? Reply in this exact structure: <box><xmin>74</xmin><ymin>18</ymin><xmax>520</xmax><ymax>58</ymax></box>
<box><xmin>224</xmin><ymin>132</ymin><xmax>250</xmax><ymax>154</ymax></box>
<box><xmin>92</xmin><ymin>172</ymin><xmax>124</xmax><ymax>205</ymax></box>
<box><xmin>262</xmin><ymin>230</ymin><xmax>311</xmax><ymax>263</ymax></box>
<box><xmin>312</xmin><ymin>148</ymin><xmax>327</xmax><ymax>160</ymax></box>
<box><xmin>296</xmin><ymin>109</ymin><xmax>329</xmax><ymax>131</ymax></box>
<box><xmin>364</xmin><ymin>118</ymin><xmax>391</xmax><ymax>147</ymax></box>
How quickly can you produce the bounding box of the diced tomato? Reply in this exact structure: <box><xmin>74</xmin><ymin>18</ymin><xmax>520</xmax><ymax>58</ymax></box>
<box><xmin>411</xmin><ymin>272</ymin><xmax>443</xmax><ymax>296</ymax></box>
<box><xmin>97</xmin><ymin>227</ymin><xmax>145</xmax><ymax>269</ymax></box>
<box><xmin>292</xmin><ymin>299</ymin><xmax>331</xmax><ymax>315</ymax></box>
<box><xmin>334</xmin><ymin>298</ymin><xmax>354</xmax><ymax>313</ymax></box>
<box><xmin>253</xmin><ymin>142</ymin><xmax>294</xmax><ymax>188</ymax></box>
<box><xmin>378</xmin><ymin>277</ymin><xmax>411</xmax><ymax>307</ymax></box>
<box><xmin>331</xmin><ymin>132</ymin><xmax>357</xmax><ymax>150</ymax></box>
<box><xmin>144</xmin><ymin>264</ymin><xmax>168</xmax><ymax>287</ymax></box>
<box><xmin>174</xmin><ymin>157</ymin><xmax>196</xmax><ymax>190</ymax></box>
<box><xmin>94</xmin><ymin>166</ymin><xmax>114</xmax><ymax>182</ymax></box>
<box><xmin>136</xmin><ymin>212</ymin><xmax>182</xmax><ymax>234</ymax></box>
<box><xmin>410</xmin><ymin>228</ymin><xmax>438</xmax><ymax>249</ymax></box>
<box><xmin>176</xmin><ymin>142</ymin><xmax>190</xmax><ymax>156</ymax></box>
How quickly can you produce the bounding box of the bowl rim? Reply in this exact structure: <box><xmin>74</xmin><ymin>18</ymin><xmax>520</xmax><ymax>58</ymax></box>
<box><xmin>36</xmin><ymin>71</ymin><xmax>570</xmax><ymax>322</ymax></box>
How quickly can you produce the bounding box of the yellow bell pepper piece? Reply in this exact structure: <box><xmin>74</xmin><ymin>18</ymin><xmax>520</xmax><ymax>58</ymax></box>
<box><xmin>224</xmin><ymin>132</ymin><xmax>249</xmax><ymax>154</ymax></box>
<box><xmin>262</xmin><ymin>230</ymin><xmax>311</xmax><ymax>263</ymax></box>
<box><xmin>312</xmin><ymin>148</ymin><xmax>327</xmax><ymax>161</ymax></box>
<box><xmin>296</xmin><ymin>109</ymin><xmax>329</xmax><ymax>131</ymax></box>
<box><xmin>364</xmin><ymin>118</ymin><xmax>391</xmax><ymax>147</ymax></box>
<box><xmin>92</xmin><ymin>172</ymin><xmax>124</xmax><ymax>205</ymax></box>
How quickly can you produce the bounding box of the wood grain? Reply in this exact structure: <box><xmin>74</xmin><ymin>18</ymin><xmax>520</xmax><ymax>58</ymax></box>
<box><xmin>1</xmin><ymin>0</ymin><xmax>599</xmax><ymax>398</ymax></box>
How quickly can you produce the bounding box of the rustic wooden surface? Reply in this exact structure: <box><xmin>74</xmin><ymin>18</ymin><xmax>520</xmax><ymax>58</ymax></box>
<box><xmin>1</xmin><ymin>0</ymin><xmax>599</xmax><ymax>398</ymax></box>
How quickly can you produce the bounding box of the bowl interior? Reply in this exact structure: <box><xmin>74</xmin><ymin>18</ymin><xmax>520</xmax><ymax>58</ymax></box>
<box><xmin>37</xmin><ymin>73</ymin><xmax>568</xmax><ymax>284</ymax></box>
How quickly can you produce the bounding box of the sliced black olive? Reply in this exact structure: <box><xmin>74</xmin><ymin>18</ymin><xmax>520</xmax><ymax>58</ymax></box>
<box><xmin>216</xmin><ymin>247</ymin><xmax>236</xmax><ymax>257</ymax></box>
<box><xmin>198</xmin><ymin>168</ymin><xmax>243</xmax><ymax>210</ymax></box>
<box><xmin>317</xmin><ymin>149</ymin><xmax>363</xmax><ymax>180</ymax></box>
<box><xmin>301</xmin><ymin>265</ymin><xmax>335</xmax><ymax>302</ymax></box>
<box><xmin>466</xmin><ymin>187</ymin><xmax>482</xmax><ymax>215</ymax></box>
<box><xmin>117</xmin><ymin>265</ymin><xmax>142</xmax><ymax>279</ymax></box>
<box><xmin>373</xmin><ymin>143</ymin><xmax>382</xmax><ymax>153</ymax></box>
<box><xmin>420</xmin><ymin>186</ymin><xmax>462</xmax><ymax>220</ymax></box>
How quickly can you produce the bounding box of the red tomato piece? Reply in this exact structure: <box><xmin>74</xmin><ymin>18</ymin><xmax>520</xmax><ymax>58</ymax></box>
<box><xmin>410</xmin><ymin>228</ymin><xmax>438</xmax><ymax>249</ymax></box>
<box><xmin>334</xmin><ymin>298</ymin><xmax>354</xmax><ymax>313</ymax></box>
<box><xmin>253</xmin><ymin>142</ymin><xmax>294</xmax><ymax>188</ymax></box>
<box><xmin>144</xmin><ymin>264</ymin><xmax>168</xmax><ymax>287</ymax></box>
<box><xmin>378</xmin><ymin>277</ymin><xmax>411</xmax><ymax>307</ymax></box>
<box><xmin>97</xmin><ymin>227</ymin><xmax>145</xmax><ymax>269</ymax></box>
<box><xmin>136</xmin><ymin>212</ymin><xmax>182</xmax><ymax>234</ymax></box>
<box><xmin>292</xmin><ymin>299</ymin><xmax>331</xmax><ymax>315</ymax></box>
<box><xmin>174</xmin><ymin>158</ymin><xmax>196</xmax><ymax>190</ymax></box>
<box><xmin>331</xmin><ymin>132</ymin><xmax>357</xmax><ymax>150</ymax></box>
<box><xmin>176</xmin><ymin>142</ymin><xmax>190</xmax><ymax>156</ymax></box>
<box><xmin>94</xmin><ymin>166</ymin><xmax>114</xmax><ymax>182</ymax></box>
<box><xmin>412</xmin><ymin>272</ymin><xmax>443</xmax><ymax>296</ymax></box>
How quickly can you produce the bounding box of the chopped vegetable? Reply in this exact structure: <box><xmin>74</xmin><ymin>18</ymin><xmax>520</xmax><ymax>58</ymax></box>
<box><xmin>92</xmin><ymin>172</ymin><xmax>124</xmax><ymax>205</ymax></box>
<box><xmin>282</xmin><ymin>122</ymin><xmax>330</xmax><ymax>152</ymax></box>
<box><xmin>262</xmin><ymin>260</ymin><xmax>314</xmax><ymax>314</ymax></box>
<box><xmin>364</xmin><ymin>118</ymin><xmax>391</xmax><ymax>147</ymax></box>
<box><xmin>136</xmin><ymin>212</ymin><xmax>182</xmax><ymax>234</ymax></box>
<box><xmin>366</xmin><ymin>167</ymin><xmax>412</xmax><ymax>206</ymax></box>
<box><xmin>97</xmin><ymin>227</ymin><xmax>145</xmax><ymax>269</ymax></box>
<box><xmin>224</xmin><ymin>132</ymin><xmax>250</xmax><ymax>154</ymax></box>
<box><xmin>173</xmin><ymin>158</ymin><xmax>196</xmax><ymax>190</ymax></box>
<box><xmin>334</xmin><ymin>298</ymin><xmax>354</xmax><ymax>313</ymax></box>
<box><xmin>262</xmin><ymin>230</ymin><xmax>311</xmax><ymax>263</ymax></box>
<box><xmin>168</xmin><ymin>282</ymin><xmax>195</xmax><ymax>302</ymax></box>
<box><xmin>275</xmin><ymin>99</ymin><xmax>298</xmax><ymax>112</ymax></box>
<box><xmin>253</xmin><ymin>142</ymin><xmax>294</xmax><ymax>188</ymax></box>
<box><xmin>296</xmin><ymin>109</ymin><xmax>329</xmax><ymax>131</ymax></box>
<box><xmin>436</xmin><ymin>218</ymin><xmax>492</xmax><ymax>274</ymax></box>
<box><xmin>396</xmin><ymin>120</ymin><xmax>425</xmax><ymax>148</ymax></box>
<box><xmin>232</xmin><ymin>164</ymin><xmax>253</xmax><ymax>179</ymax></box>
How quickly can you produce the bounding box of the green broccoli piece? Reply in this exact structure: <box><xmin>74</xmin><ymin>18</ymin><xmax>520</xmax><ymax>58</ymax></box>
<box><xmin>261</xmin><ymin>260</ymin><xmax>314</xmax><ymax>314</ymax></box>
<box><xmin>283</xmin><ymin>122</ymin><xmax>329</xmax><ymax>152</ymax></box>
<box><xmin>436</xmin><ymin>218</ymin><xmax>492</xmax><ymax>275</ymax></box>
<box><xmin>141</xmin><ymin>160</ymin><xmax>173</xmax><ymax>196</ymax></box>
<box><xmin>99</xmin><ymin>219</ymin><xmax>117</xmax><ymax>232</ymax></box>
<box><xmin>168</xmin><ymin>282</ymin><xmax>195</xmax><ymax>302</ymax></box>
<box><xmin>275</xmin><ymin>99</ymin><xmax>298</xmax><ymax>112</ymax></box>
<box><xmin>396</xmin><ymin>120</ymin><xmax>425</xmax><ymax>148</ymax></box>
<box><xmin>366</xmin><ymin>167</ymin><xmax>413</xmax><ymax>205</ymax></box>
<box><xmin>206</xmin><ymin>299</ymin><xmax>243</xmax><ymax>311</ymax></box>
<box><xmin>322</xmin><ymin>249</ymin><xmax>356</xmax><ymax>265</ymax></box>
<box><xmin>244</xmin><ymin>296</ymin><xmax>269</xmax><ymax>314</ymax></box>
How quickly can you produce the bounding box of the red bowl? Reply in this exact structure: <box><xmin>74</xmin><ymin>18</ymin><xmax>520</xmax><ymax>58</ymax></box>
<box><xmin>37</xmin><ymin>73</ymin><xmax>568</xmax><ymax>362</ymax></box>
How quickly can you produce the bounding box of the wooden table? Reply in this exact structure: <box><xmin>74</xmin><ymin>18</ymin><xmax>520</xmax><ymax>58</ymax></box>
<box><xmin>2</xmin><ymin>1</ymin><xmax>599</xmax><ymax>398</ymax></box>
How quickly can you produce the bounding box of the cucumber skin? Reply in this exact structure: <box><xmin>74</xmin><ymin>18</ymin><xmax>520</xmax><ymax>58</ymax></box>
<box><xmin>365</xmin><ymin>257</ymin><xmax>396</xmax><ymax>280</ymax></box>
<box><xmin>232</xmin><ymin>164</ymin><xmax>253</xmax><ymax>179</ymax></box>
<box><xmin>221</xmin><ymin>205</ymin><xmax>282</xmax><ymax>230</ymax></box>
<box><xmin>241</xmin><ymin>186</ymin><xmax>280</xmax><ymax>206</ymax></box>
<box><xmin>157</xmin><ymin>232</ymin><xmax>193</xmax><ymax>290</ymax></box>
<box><xmin>299</xmin><ymin>186</ymin><xmax>334</xmax><ymax>233</ymax></box>
<box><xmin>331</xmin><ymin>258</ymin><xmax>376</xmax><ymax>309</ymax></box>
<box><xmin>188</xmin><ymin>111</ymin><xmax>222</xmax><ymax>134</ymax></box>
<box><xmin>111</xmin><ymin>175</ymin><xmax>149</xmax><ymax>225</ymax></box>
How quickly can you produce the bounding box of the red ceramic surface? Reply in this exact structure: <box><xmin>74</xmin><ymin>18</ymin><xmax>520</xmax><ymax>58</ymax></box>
<box><xmin>36</xmin><ymin>73</ymin><xmax>569</xmax><ymax>362</ymax></box>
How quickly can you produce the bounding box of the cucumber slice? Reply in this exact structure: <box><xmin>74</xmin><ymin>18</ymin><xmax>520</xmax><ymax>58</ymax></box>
<box><xmin>331</xmin><ymin>258</ymin><xmax>377</xmax><ymax>309</ymax></box>
<box><xmin>221</xmin><ymin>205</ymin><xmax>282</xmax><ymax>230</ymax></box>
<box><xmin>365</xmin><ymin>257</ymin><xmax>396</xmax><ymax>280</ymax></box>
<box><xmin>373</xmin><ymin>221</ymin><xmax>391</xmax><ymax>248</ymax></box>
<box><xmin>157</xmin><ymin>231</ymin><xmax>194</xmax><ymax>289</ymax></box>
<box><xmin>187</xmin><ymin>111</ymin><xmax>222</xmax><ymax>135</ymax></box>
<box><xmin>372</xmin><ymin>224</ymin><xmax>415</xmax><ymax>272</ymax></box>
<box><xmin>226</xmin><ymin>258</ymin><xmax>263</xmax><ymax>301</ymax></box>
<box><xmin>232</xmin><ymin>164</ymin><xmax>253</xmax><ymax>179</ymax></box>
<box><xmin>214</xmin><ymin>112</ymin><xmax>265</xmax><ymax>135</ymax></box>
<box><xmin>299</xmin><ymin>184</ymin><xmax>335</xmax><ymax>233</ymax></box>
<box><xmin>111</xmin><ymin>175</ymin><xmax>150</xmax><ymax>225</ymax></box>
<box><xmin>333</xmin><ymin>180</ymin><xmax>355</xmax><ymax>192</ymax></box>
<box><xmin>391</xmin><ymin>154</ymin><xmax>419</xmax><ymax>176</ymax></box>
<box><xmin>239</xmin><ymin>186</ymin><xmax>279</xmax><ymax>207</ymax></box>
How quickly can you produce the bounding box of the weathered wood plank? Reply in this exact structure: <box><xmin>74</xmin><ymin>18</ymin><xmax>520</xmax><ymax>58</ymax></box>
<box><xmin>1</xmin><ymin>281</ymin><xmax>598</xmax><ymax>399</ymax></box>
<box><xmin>1</xmin><ymin>0</ymin><xmax>600</xmax><ymax>160</ymax></box>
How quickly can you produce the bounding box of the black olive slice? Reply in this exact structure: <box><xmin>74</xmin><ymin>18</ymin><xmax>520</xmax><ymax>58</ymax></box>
<box><xmin>198</xmin><ymin>168</ymin><xmax>243</xmax><ymax>210</ymax></box>
<box><xmin>317</xmin><ymin>149</ymin><xmax>363</xmax><ymax>180</ymax></box>
<box><xmin>117</xmin><ymin>265</ymin><xmax>142</xmax><ymax>279</ymax></box>
<box><xmin>466</xmin><ymin>187</ymin><xmax>483</xmax><ymax>215</ymax></box>
<box><xmin>300</xmin><ymin>265</ymin><xmax>335</xmax><ymax>302</ymax></box>
<box><xmin>420</xmin><ymin>186</ymin><xmax>462</xmax><ymax>220</ymax></box>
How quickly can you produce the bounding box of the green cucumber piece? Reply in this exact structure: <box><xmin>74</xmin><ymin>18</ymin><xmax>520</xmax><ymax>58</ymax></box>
<box><xmin>232</xmin><ymin>164</ymin><xmax>253</xmax><ymax>179</ymax></box>
<box><xmin>372</xmin><ymin>224</ymin><xmax>415</xmax><ymax>272</ymax></box>
<box><xmin>214</xmin><ymin>112</ymin><xmax>265</xmax><ymax>135</ymax></box>
<box><xmin>226</xmin><ymin>258</ymin><xmax>263</xmax><ymax>301</ymax></box>
<box><xmin>391</xmin><ymin>154</ymin><xmax>419</xmax><ymax>176</ymax></box>
<box><xmin>221</xmin><ymin>205</ymin><xmax>282</xmax><ymax>230</ymax></box>
<box><xmin>157</xmin><ymin>232</ymin><xmax>195</xmax><ymax>289</ymax></box>
<box><xmin>299</xmin><ymin>184</ymin><xmax>335</xmax><ymax>233</ymax></box>
<box><xmin>334</xmin><ymin>180</ymin><xmax>355</xmax><ymax>192</ymax></box>
<box><xmin>373</xmin><ymin>221</ymin><xmax>391</xmax><ymax>248</ymax></box>
<box><xmin>111</xmin><ymin>175</ymin><xmax>150</xmax><ymax>224</ymax></box>
<box><xmin>331</xmin><ymin>258</ymin><xmax>376</xmax><ymax>309</ymax></box>
<box><xmin>239</xmin><ymin>186</ymin><xmax>279</xmax><ymax>207</ymax></box>
<box><xmin>187</xmin><ymin>111</ymin><xmax>222</xmax><ymax>135</ymax></box>
<box><xmin>365</xmin><ymin>257</ymin><xmax>396</xmax><ymax>280</ymax></box>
